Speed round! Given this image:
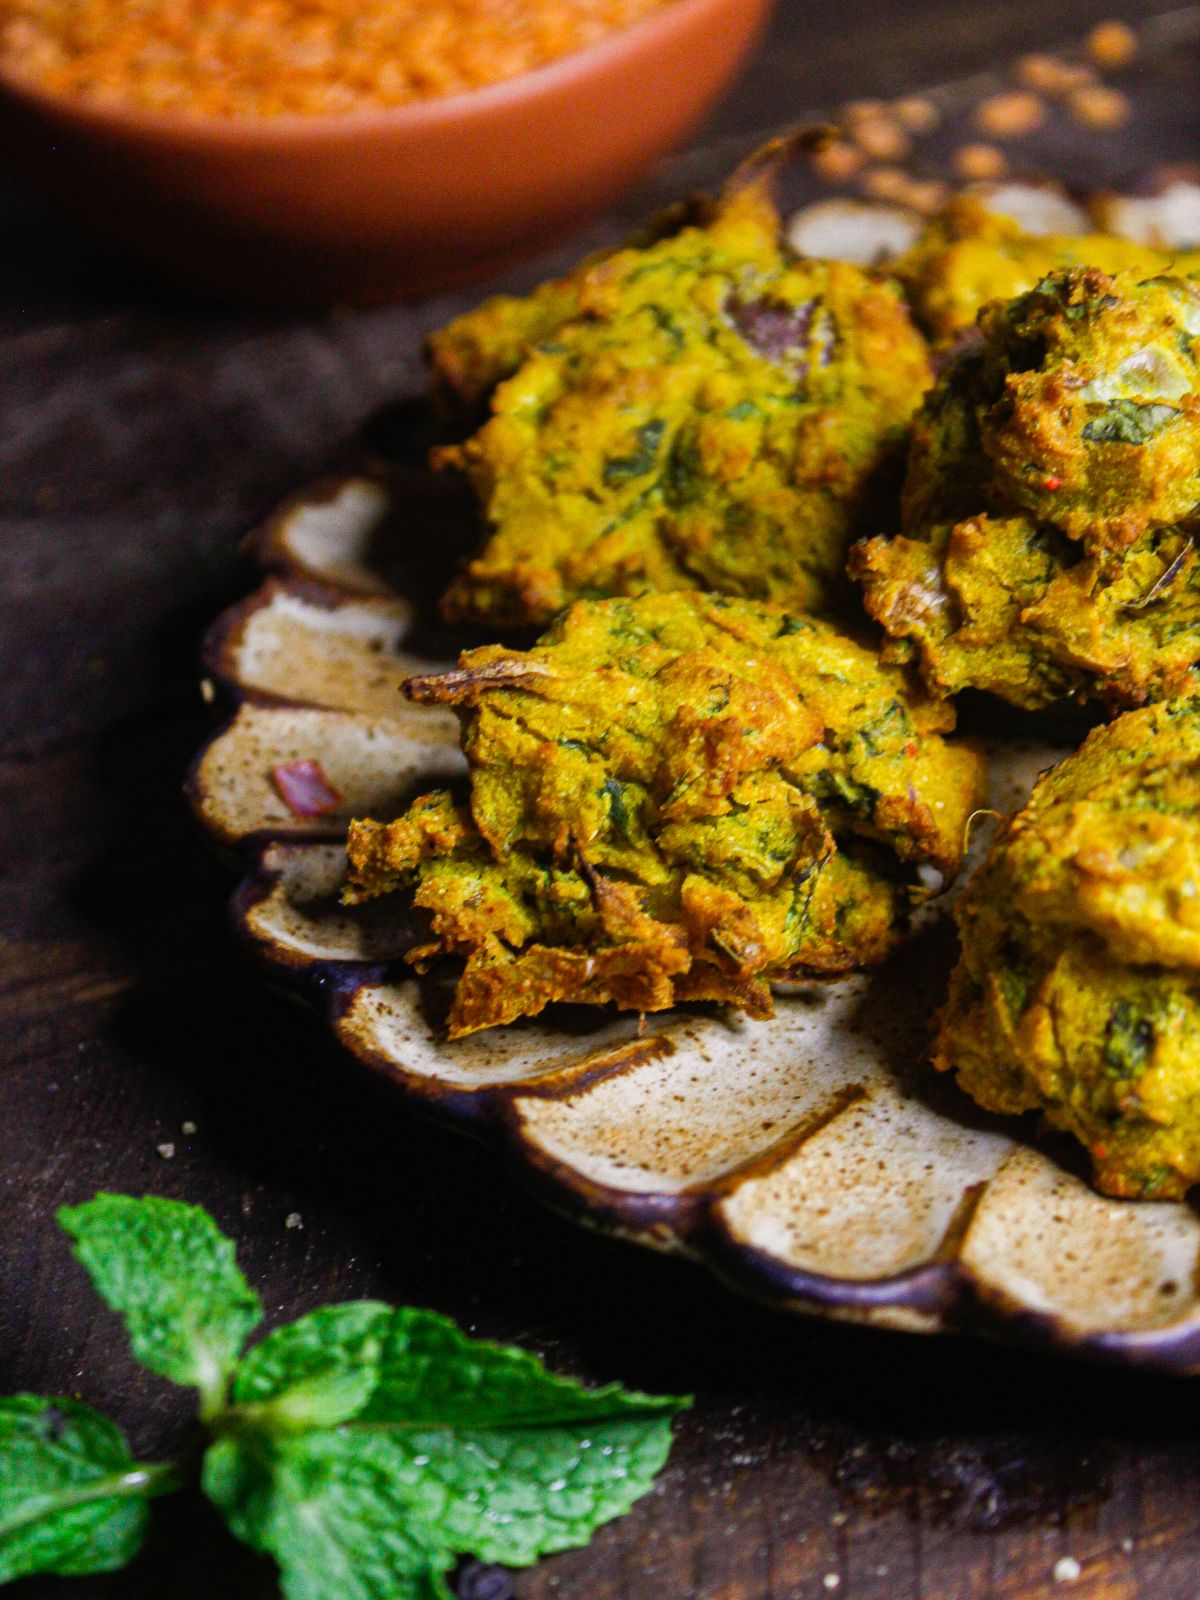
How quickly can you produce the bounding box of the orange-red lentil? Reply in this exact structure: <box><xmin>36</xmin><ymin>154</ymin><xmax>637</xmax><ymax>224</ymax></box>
<box><xmin>848</xmin><ymin>113</ymin><xmax>910</xmax><ymax>163</ymax></box>
<box><xmin>0</xmin><ymin>0</ymin><xmax>676</xmax><ymax>117</ymax></box>
<box><xmin>859</xmin><ymin>164</ymin><xmax>912</xmax><ymax>203</ymax></box>
<box><xmin>1086</xmin><ymin>19</ymin><xmax>1137</xmax><ymax>70</ymax></box>
<box><xmin>953</xmin><ymin>141</ymin><xmax>1007</xmax><ymax>181</ymax></box>
<box><xmin>1068</xmin><ymin>83</ymin><xmax>1131</xmax><ymax>131</ymax></box>
<box><xmin>891</xmin><ymin>95</ymin><xmax>939</xmax><ymax>134</ymax></box>
<box><xmin>973</xmin><ymin>89</ymin><xmax>1046</xmax><ymax>138</ymax></box>
<box><xmin>810</xmin><ymin>137</ymin><xmax>865</xmax><ymax>184</ymax></box>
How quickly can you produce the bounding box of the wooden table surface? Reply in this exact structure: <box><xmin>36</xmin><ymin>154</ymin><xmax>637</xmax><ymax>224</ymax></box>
<box><xmin>4</xmin><ymin>3</ymin><xmax>1200</xmax><ymax>1596</ymax></box>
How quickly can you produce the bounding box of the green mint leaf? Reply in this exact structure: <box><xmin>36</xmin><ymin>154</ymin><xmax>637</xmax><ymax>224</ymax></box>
<box><xmin>203</xmin><ymin>1431</ymin><xmax>453</xmax><ymax>1600</ymax></box>
<box><xmin>57</xmin><ymin>1194</ymin><xmax>261</xmax><ymax>1404</ymax></box>
<box><xmin>1082</xmin><ymin>398</ymin><xmax>1179</xmax><ymax>444</ymax></box>
<box><xmin>225</xmin><ymin>1303</ymin><xmax>687</xmax><ymax>1571</ymax></box>
<box><xmin>365</xmin><ymin>1306</ymin><xmax>686</xmax><ymax>1431</ymax></box>
<box><xmin>350</xmin><ymin>1406</ymin><xmax>682</xmax><ymax>1568</ymax></box>
<box><xmin>0</xmin><ymin>1396</ymin><xmax>168</xmax><ymax>1581</ymax></box>
<box><xmin>231</xmin><ymin>1303</ymin><xmax>391</xmax><ymax>1431</ymax></box>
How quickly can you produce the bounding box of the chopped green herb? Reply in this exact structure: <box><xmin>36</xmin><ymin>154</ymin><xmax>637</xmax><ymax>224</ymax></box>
<box><xmin>809</xmin><ymin>769</ymin><xmax>881</xmax><ymax>818</ymax></box>
<box><xmin>1103</xmin><ymin>1001</ymin><xmax>1155</xmax><ymax>1078</ymax></box>
<box><xmin>856</xmin><ymin>701</ymin><xmax>908</xmax><ymax>758</ymax></box>
<box><xmin>602</xmin><ymin>420</ymin><xmax>667</xmax><ymax>485</ymax></box>
<box><xmin>603</xmin><ymin>777</ymin><xmax>634</xmax><ymax>839</ymax></box>
<box><xmin>1082</xmin><ymin>399</ymin><xmax>1180</xmax><ymax>445</ymax></box>
<box><xmin>663</xmin><ymin>435</ymin><xmax>705</xmax><ymax>504</ymax></box>
<box><xmin>996</xmin><ymin>966</ymin><xmax>1032</xmax><ymax>1018</ymax></box>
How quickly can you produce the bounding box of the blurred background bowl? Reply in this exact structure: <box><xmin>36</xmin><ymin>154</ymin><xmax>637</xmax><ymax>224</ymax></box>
<box><xmin>0</xmin><ymin>0</ymin><xmax>774</xmax><ymax>306</ymax></box>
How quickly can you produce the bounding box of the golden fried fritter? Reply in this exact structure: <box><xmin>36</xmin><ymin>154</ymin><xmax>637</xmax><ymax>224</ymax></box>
<box><xmin>427</xmin><ymin>196</ymin><xmax>710</xmax><ymax>415</ymax></box>
<box><xmin>431</xmin><ymin>182</ymin><xmax>932</xmax><ymax>627</ymax></box>
<box><xmin>897</xmin><ymin>195</ymin><xmax>1200</xmax><ymax>341</ymax></box>
<box><xmin>936</xmin><ymin>699</ymin><xmax>1200</xmax><ymax>1199</ymax></box>
<box><xmin>345</xmin><ymin>592</ymin><xmax>987</xmax><ymax>1037</ymax></box>
<box><xmin>428</xmin><ymin>266</ymin><xmax>588</xmax><ymax>419</ymax></box>
<box><xmin>852</xmin><ymin>267</ymin><xmax>1200</xmax><ymax>710</ymax></box>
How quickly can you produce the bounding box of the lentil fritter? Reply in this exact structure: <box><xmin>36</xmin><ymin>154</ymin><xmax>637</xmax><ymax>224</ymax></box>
<box><xmin>431</xmin><ymin>181</ymin><xmax>933</xmax><ymax>627</ymax></box>
<box><xmin>344</xmin><ymin>592</ymin><xmax>986</xmax><ymax>1037</ymax></box>
<box><xmin>852</xmin><ymin>267</ymin><xmax>1200</xmax><ymax>710</ymax></box>
<box><xmin>897</xmin><ymin>195</ymin><xmax>1200</xmax><ymax>341</ymax></box>
<box><xmin>936</xmin><ymin>699</ymin><xmax>1200</xmax><ymax>1200</ymax></box>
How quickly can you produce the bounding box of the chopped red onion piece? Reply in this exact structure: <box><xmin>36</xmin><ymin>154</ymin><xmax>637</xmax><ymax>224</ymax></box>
<box><xmin>271</xmin><ymin>759</ymin><xmax>342</xmax><ymax>819</ymax></box>
<box><xmin>727</xmin><ymin>295</ymin><xmax>817</xmax><ymax>364</ymax></box>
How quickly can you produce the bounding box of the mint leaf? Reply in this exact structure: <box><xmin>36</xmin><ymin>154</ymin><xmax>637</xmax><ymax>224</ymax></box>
<box><xmin>58</xmin><ymin>1194</ymin><xmax>261</xmax><ymax>1406</ymax></box>
<box><xmin>358</xmin><ymin>1307</ymin><xmax>687</xmax><ymax>1565</ymax></box>
<box><xmin>356</xmin><ymin>1407</ymin><xmax>681</xmax><ymax>1567</ymax></box>
<box><xmin>0</xmin><ymin>1396</ymin><xmax>168</xmax><ymax>1581</ymax></box>
<box><xmin>232</xmin><ymin>1303</ymin><xmax>391</xmax><ymax>1430</ymax></box>
<box><xmin>221</xmin><ymin>1303</ymin><xmax>687</xmax><ymax>1574</ymax></box>
<box><xmin>367</xmin><ymin>1307</ymin><xmax>684</xmax><ymax>1430</ymax></box>
<box><xmin>203</xmin><ymin>1431</ymin><xmax>453</xmax><ymax>1600</ymax></box>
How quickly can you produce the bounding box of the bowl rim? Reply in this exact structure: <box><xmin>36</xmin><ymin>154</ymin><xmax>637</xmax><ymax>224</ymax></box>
<box><xmin>0</xmin><ymin>0</ymin><xmax>768</xmax><ymax>145</ymax></box>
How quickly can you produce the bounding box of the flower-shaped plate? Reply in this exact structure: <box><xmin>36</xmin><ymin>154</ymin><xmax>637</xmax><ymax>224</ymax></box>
<box><xmin>189</xmin><ymin>179</ymin><xmax>1200</xmax><ymax>1371</ymax></box>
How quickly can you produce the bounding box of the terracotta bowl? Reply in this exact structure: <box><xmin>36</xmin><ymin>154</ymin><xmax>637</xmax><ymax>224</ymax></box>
<box><xmin>0</xmin><ymin>0</ymin><xmax>773</xmax><ymax>306</ymax></box>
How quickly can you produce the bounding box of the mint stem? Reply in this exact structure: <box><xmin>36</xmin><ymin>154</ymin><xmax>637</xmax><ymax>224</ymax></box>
<box><xmin>0</xmin><ymin>1458</ymin><xmax>184</xmax><ymax>1542</ymax></box>
<box><xmin>125</xmin><ymin>1459</ymin><xmax>186</xmax><ymax>1499</ymax></box>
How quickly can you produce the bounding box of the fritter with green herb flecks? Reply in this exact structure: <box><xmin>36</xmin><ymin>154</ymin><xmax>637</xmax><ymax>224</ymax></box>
<box><xmin>344</xmin><ymin>592</ymin><xmax>987</xmax><ymax>1038</ymax></box>
<box><xmin>936</xmin><ymin>698</ymin><xmax>1200</xmax><ymax>1200</ymax></box>
<box><xmin>897</xmin><ymin>195</ymin><xmax>1200</xmax><ymax>341</ymax></box>
<box><xmin>852</xmin><ymin>267</ymin><xmax>1200</xmax><ymax>710</ymax></box>
<box><xmin>430</xmin><ymin>181</ymin><xmax>932</xmax><ymax>628</ymax></box>
<box><xmin>427</xmin><ymin>197</ymin><xmax>710</xmax><ymax>417</ymax></box>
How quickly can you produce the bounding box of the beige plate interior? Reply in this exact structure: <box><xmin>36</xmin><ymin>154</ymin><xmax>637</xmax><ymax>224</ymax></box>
<box><xmin>190</xmin><ymin>181</ymin><xmax>1200</xmax><ymax>1371</ymax></box>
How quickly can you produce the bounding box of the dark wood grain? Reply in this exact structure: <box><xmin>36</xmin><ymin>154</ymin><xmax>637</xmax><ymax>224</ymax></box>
<box><xmin>3</xmin><ymin>3</ymin><xmax>1200</xmax><ymax>1596</ymax></box>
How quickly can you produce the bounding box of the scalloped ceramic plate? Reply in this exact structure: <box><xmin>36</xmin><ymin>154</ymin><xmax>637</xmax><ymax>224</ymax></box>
<box><xmin>190</xmin><ymin>178</ymin><xmax>1200</xmax><ymax>1371</ymax></box>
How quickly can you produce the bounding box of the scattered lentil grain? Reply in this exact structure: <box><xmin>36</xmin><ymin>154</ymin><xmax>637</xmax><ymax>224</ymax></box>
<box><xmin>849</xmin><ymin>115</ymin><xmax>910</xmax><ymax>162</ymax></box>
<box><xmin>953</xmin><ymin>142</ymin><xmax>1007</xmax><ymax>181</ymax></box>
<box><xmin>1016</xmin><ymin>52</ymin><xmax>1096</xmax><ymax>96</ymax></box>
<box><xmin>974</xmin><ymin>89</ymin><xmax>1046</xmax><ymax>138</ymax></box>
<box><xmin>904</xmin><ymin>178</ymin><xmax>948</xmax><ymax>214</ymax></box>
<box><xmin>1048</xmin><ymin>61</ymin><xmax>1099</xmax><ymax>94</ymax></box>
<box><xmin>842</xmin><ymin>98</ymin><xmax>887</xmax><ymax>124</ymax></box>
<box><xmin>860</xmin><ymin>164</ymin><xmax>912</xmax><ymax>203</ymax></box>
<box><xmin>1016</xmin><ymin>52</ymin><xmax>1065</xmax><ymax>92</ymax></box>
<box><xmin>1068</xmin><ymin>84</ymin><xmax>1130</xmax><ymax>130</ymax></box>
<box><xmin>811</xmin><ymin>138</ymin><xmax>865</xmax><ymax>184</ymax></box>
<box><xmin>892</xmin><ymin>95</ymin><xmax>939</xmax><ymax>133</ymax></box>
<box><xmin>1087</xmin><ymin>19</ymin><xmax>1137</xmax><ymax>69</ymax></box>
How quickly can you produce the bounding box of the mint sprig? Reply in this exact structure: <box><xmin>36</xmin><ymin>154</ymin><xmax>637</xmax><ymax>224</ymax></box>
<box><xmin>0</xmin><ymin>1197</ymin><xmax>688</xmax><ymax>1597</ymax></box>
